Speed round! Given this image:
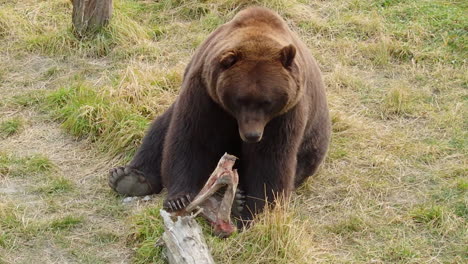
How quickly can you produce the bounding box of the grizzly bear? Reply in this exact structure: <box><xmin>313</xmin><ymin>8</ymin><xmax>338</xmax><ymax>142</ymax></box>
<box><xmin>109</xmin><ymin>7</ymin><xmax>331</xmax><ymax>222</ymax></box>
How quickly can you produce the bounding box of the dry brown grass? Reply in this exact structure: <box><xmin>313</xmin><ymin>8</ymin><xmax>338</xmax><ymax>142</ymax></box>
<box><xmin>1</xmin><ymin>0</ymin><xmax>466</xmax><ymax>263</ymax></box>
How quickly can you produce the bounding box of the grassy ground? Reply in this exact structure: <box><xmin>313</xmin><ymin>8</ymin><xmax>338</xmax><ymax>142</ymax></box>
<box><xmin>0</xmin><ymin>0</ymin><xmax>466</xmax><ymax>263</ymax></box>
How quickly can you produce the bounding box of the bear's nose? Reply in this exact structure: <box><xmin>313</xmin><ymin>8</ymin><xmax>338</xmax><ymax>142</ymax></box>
<box><xmin>244</xmin><ymin>132</ymin><xmax>262</xmax><ymax>143</ymax></box>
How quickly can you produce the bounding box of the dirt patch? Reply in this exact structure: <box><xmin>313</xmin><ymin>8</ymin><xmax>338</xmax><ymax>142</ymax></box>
<box><xmin>0</xmin><ymin>108</ymin><xmax>134</xmax><ymax>263</ymax></box>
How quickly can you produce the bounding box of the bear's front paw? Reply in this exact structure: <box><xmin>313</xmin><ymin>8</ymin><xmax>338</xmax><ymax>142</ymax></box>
<box><xmin>163</xmin><ymin>194</ymin><xmax>193</xmax><ymax>212</ymax></box>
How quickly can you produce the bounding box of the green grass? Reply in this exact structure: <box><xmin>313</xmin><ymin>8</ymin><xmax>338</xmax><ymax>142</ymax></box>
<box><xmin>326</xmin><ymin>215</ymin><xmax>366</xmax><ymax>235</ymax></box>
<box><xmin>8</xmin><ymin>92</ymin><xmax>43</xmax><ymax>108</ymax></box>
<box><xmin>44</xmin><ymin>83</ymin><xmax>149</xmax><ymax>159</ymax></box>
<box><xmin>382</xmin><ymin>241</ymin><xmax>419</xmax><ymax>263</ymax></box>
<box><xmin>0</xmin><ymin>153</ymin><xmax>55</xmax><ymax>177</ymax></box>
<box><xmin>0</xmin><ymin>202</ymin><xmax>45</xmax><ymax>243</ymax></box>
<box><xmin>380</xmin><ymin>0</ymin><xmax>467</xmax><ymax>59</ymax></box>
<box><xmin>34</xmin><ymin>175</ymin><xmax>74</xmax><ymax>195</ymax></box>
<box><xmin>1</xmin><ymin>201</ymin><xmax>83</xmax><ymax>245</ymax></box>
<box><xmin>93</xmin><ymin>231</ymin><xmax>120</xmax><ymax>244</ymax></box>
<box><xmin>410</xmin><ymin>205</ymin><xmax>445</xmax><ymax>227</ymax></box>
<box><xmin>0</xmin><ymin>118</ymin><xmax>23</xmax><ymax>138</ymax></box>
<box><xmin>131</xmin><ymin>207</ymin><xmax>165</xmax><ymax>264</ymax></box>
<box><xmin>0</xmin><ymin>0</ymin><xmax>467</xmax><ymax>263</ymax></box>
<box><xmin>49</xmin><ymin>215</ymin><xmax>84</xmax><ymax>231</ymax></box>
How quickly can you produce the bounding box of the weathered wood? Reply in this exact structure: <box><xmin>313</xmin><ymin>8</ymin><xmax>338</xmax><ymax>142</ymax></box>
<box><xmin>72</xmin><ymin>0</ymin><xmax>113</xmax><ymax>37</ymax></box>
<box><xmin>160</xmin><ymin>210</ymin><xmax>215</xmax><ymax>264</ymax></box>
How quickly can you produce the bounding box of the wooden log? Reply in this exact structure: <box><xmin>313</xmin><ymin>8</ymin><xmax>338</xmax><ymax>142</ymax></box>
<box><xmin>72</xmin><ymin>0</ymin><xmax>113</xmax><ymax>37</ymax></box>
<box><xmin>160</xmin><ymin>210</ymin><xmax>215</xmax><ymax>264</ymax></box>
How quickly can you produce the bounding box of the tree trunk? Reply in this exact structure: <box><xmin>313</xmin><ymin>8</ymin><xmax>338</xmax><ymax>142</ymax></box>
<box><xmin>72</xmin><ymin>0</ymin><xmax>112</xmax><ymax>37</ymax></box>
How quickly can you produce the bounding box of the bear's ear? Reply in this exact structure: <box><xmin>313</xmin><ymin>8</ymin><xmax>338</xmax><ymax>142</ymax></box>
<box><xmin>280</xmin><ymin>44</ymin><xmax>296</xmax><ymax>69</ymax></box>
<box><xmin>220</xmin><ymin>51</ymin><xmax>239</xmax><ymax>69</ymax></box>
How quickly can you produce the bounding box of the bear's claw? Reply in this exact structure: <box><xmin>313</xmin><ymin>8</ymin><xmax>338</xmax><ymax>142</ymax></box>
<box><xmin>164</xmin><ymin>194</ymin><xmax>192</xmax><ymax>212</ymax></box>
<box><xmin>232</xmin><ymin>188</ymin><xmax>246</xmax><ymax>216</ymax></box>
<box><xmin>164</xmin><ymin>189</ymin><xmax>246</xmax><ymax>214</ymax></box>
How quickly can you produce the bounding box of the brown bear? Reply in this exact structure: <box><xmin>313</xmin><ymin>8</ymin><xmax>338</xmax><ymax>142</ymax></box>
<box><xmin>109</xmin><ymin>7</ymin><xmax>331</xmax><ymax>223</ymax></box>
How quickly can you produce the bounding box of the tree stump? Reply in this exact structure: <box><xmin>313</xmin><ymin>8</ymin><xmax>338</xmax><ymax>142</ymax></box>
<box><xmin>72</xmin><ymin>0</ymin><xmax>113</xmax><ymax>37</ymax></box>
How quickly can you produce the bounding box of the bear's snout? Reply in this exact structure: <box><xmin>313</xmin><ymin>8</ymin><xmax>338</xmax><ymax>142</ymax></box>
<box><xmin>237</xmin><ymin>112</ymin><xmax>266</xmax><ymax>143</ymax></box>
<box><xmin>243</xmin><ymin>131</ymin><xmax>263</xmax><ymax>143</ymax></box>
<box><xmin>238</xmin><ymin>124</ymin><xmax>264</xmax><ymax>143</ymax></box>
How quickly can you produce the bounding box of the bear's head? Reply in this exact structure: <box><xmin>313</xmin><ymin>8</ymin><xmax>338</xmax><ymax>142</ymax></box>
<box><xmin>205</xmin><ymin>38</ymin><xmax>302</xmax><ymax>143</ymax></box>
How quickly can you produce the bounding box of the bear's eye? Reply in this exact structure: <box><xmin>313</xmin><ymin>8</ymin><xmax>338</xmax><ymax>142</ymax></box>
<box><xmin>220</xmin><ymin>51</ymin><xmax>238</xmax><ymax>69</ymax></box>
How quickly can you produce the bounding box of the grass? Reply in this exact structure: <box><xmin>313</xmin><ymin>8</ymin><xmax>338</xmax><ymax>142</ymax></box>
<box><xmin>0</xmin><ymin>201</ymin><xmax>83</xmax><ymax>244</ymax></box>
<box><xmin>131</xmin><ymin>206</ymin><xmax>165</xmax><ymax>264</ymax></box>
<box><xmin>0</xmin><ymin>147</ymin><xmax>131</xmax><ymax>262</ymax></box>
<box><xmin>410</xmin><ymin>204</ymin><xmax>445</xmax><ymax>227</ymax></box>
<box><xmin>33</xmin><ymin>175</ymin><xmax>74</xmax><ymax>195</ymax></box>
<box><xmin>43</xmin><ymin>83</ymin><xmax>149</xmax><ymax>159</ymax></box>
<box><xmin>48</xmin><ymin>215</ymin><xmax>84</xmax><ymax>231</ymax></box>
<box><xmin>131</xmin><ymin>198</ymin><xmax>317</xmax><ymax>264</ymax></box>
<box><xmin>0</xmin><ymin>118</ymin><xmax>23</xmax><ymax>138</ymax></box>
<box><xmin>208</xmin><ymin>200</ymin><xmax>317</xmax><ymax>264</ymax></box>
<box><xmin>0</xmin><ymin>0</ymin><xmax>466</xmax><ymax>263</ymax></box>
<box><xmin>0</xmin><ymin>153</ymin><xmax>55</xmax><ymax>177</ymax></box>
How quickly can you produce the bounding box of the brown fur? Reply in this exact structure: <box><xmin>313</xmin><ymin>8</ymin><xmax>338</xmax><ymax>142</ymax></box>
<box><xmin>115</xmin><ymin>7</ymin><xmax>331</xmax><ymax>222</ymax></box>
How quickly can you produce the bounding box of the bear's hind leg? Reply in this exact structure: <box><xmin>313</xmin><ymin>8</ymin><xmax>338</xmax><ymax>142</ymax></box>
<box><xmin>108</xmin><ymin>105</ymin><xmax>174</xmax><ymax>196</ymax></box>
<box><xmin>109</xmin><ymin>166</ymin><xmax>154</xmax><ymax>196</ymax></box>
